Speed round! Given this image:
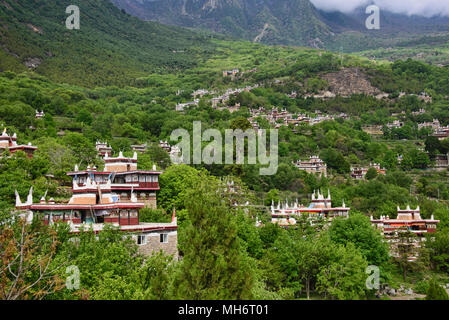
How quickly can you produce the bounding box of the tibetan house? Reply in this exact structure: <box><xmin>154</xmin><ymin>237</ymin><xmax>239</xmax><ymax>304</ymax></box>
<box><xmin>371</xmin><ymin>206</ymin><xmax>439</xmax><ymax>238</ymax></box>
<box><xmin>371</xmin><ymin>206</ymin><xmax>439</xmax><ymax>262</ymax></box>
<box><xmin>95</xmin><ymin>141</ymin><xmax>113</xmax><ymax>158</ymax></box>
<box><xmin>350</xmin><ymin>163</ymin><xmax>386</xmax><ymax>180</ymax></box>
<box><xmin>271</xmin><ymin>190</ymin><xmax>350</xmax><ymax>227</ymax></box>
<box><xmin>67</xmin><ymin>152</ymin><xmax>160</xmax><ymax>208</ymax></box>
<box><xmin>131</xmin><ymin>143</ymin><xmax>148</xmax><ymax>153</ymax></box>
<box><xmin>14</xmin><ymin>152</ymin><xmax>178</xmax><ymax>258</ymax></box>
<box><xmin>0</xmin><ymin>129</ymin><xmax>37</xmax><ymax>158</ymax></box>
<box><xmin>294</xmin><ymin>156</ymin><xmax>328</xmax><ymax>177</ymax></box>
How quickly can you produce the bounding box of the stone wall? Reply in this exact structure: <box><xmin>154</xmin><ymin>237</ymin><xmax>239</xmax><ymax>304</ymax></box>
<box><xmin>143</xmin><ymin>196</ymin><xmax>157</xmax><ymax>209</ymax></box>
<box><xmin>137</xmin><ymin>231</ymin><xmax>178</xmax><ymax>260</ymax></box>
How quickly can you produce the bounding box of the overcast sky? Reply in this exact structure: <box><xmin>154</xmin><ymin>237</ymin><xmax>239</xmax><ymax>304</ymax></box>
<box><xmin>310</xmin><ymin>0</ymin><xmax>449</xmax><ymax>17</ymax></box>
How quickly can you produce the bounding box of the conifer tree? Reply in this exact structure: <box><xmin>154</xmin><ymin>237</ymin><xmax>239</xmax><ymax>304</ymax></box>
<box><xmin>173</xmin><ymin>175</ymin><xmax>254</xmax><ymax>299</ymax></box>
<box><xmin>426</xmin><ymin>278</ymin><xmax>449</xmax><ymax>300</ymax></box>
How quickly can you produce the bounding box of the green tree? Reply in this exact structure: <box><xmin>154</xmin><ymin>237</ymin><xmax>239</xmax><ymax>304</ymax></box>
<box><xmin>145</xmin><ymin>144</ymin><xmax>172</xmax><ymax>169</ymax></box>
<box><xmin>265</xmin><ymin>189</ymin><xmax>280</xmax><ymax>206</ymax></box>
<box><xmin>274</xmin><ymin>234</ymin><xmax>333</xmax><ymax>299</ymax></box>
<box><xmin>33</xmin><ymin>137</ymin><xmax>75</xmax><ymax>181</ymax></box>
<box><xmin>236</xmin><ymin>210</ymin><xmax>264</xmax><ymax>259</ymax></box>
<box><xmin>230</xmin><ymin>117</ymin><xmax>252</xmax><ymax>131</ymax></box>
<box><xmin>259</xmin><ymin>222</ymin><xmax>282</xmax><ymax>249</ymax></box>
<box><xmin>76</xmin><ymin>109</ymin><xmax>93</xmax><ymax>125</ymax></box>
<box><xmin>62</xmin><ymin>132</ymin><xmax>98</xmax><ymax>166</ymax></box>
<box><xmin>327</xmin><ymin>214</ymin><xmax>390</xmax><ymax>266</ymax></box>
<box><xmin>425</xmin><ymin>136</ymin><xmax>441</xmax><ymax>157</ymax></box>
<box><xmin>0</xmin><ymin>217</ymin><xmax>65</xmax><ymax>300</ymax></box>
<box><xmin>425</xmin><ymin>278</ymin><xmax>449</xmax><ymax>300</ymax></box>
<box><xmin>365</xmin><ymin>167</ymin><xmax>378</xmax><ymax>180</ymax></box>
<box><xmin>54</xmin><ymin>224</ymin><xmax>143</xmax><ymax>299</ymax></box>
<box><xmin>158</xmin><ymin>165</ymin><xmax>201</xmax><ymax>211</ymax></box>
<box><xmin>316</xmin><ymin>243</ymin><xmax>369</xmax><ymax>300</ymax></box>
<box><xmin>394</xmin><ymin>227</ymin><xmax>419</xmax><ymax>281</ymax></box>
<box><xmin>320</xmin><ymin>148</ymin><xmax>350</xmax><ymax>174</ymax></box>
<box><xmin>140</xmin><ymin>252</ymin><xmax>176</xmax><ymax>300</ymax></box>
<box><xmin>426</xmin><ymin>230</ymin><xmax>449</xmax><ymax>272</ymax></box>
<box><xmin>173</xmin><ymin>175</ymin><xmax>254</xmax><ymax>299</ymax></box>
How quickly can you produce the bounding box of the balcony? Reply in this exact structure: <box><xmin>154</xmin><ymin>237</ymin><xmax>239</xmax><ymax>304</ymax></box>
<box><xmin>75</xmin><ymin>181</ymin><xmax>159</xmax><ymax>189</ymax></box>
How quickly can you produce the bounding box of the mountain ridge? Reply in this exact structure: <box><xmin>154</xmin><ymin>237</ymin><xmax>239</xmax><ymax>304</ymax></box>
<box><xmin>111</xmin><ymin>0</ymin><xmax>334</xmax><ymax>47</ymax></box>
<box><xmin>111</xmin><ymin>0</ymin><xmax>449</xmax><ymax>51</ymax></box>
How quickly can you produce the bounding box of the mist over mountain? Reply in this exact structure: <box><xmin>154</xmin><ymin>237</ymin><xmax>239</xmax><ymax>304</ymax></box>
<box><xmin>311</xmin><ymin>0</ymin><xmax>449</xmax><ymax>18</ymax></box>
<box><xmin>111</xmin><ymin>0</ymin><xmax>449</xmax><ymax>51</ymax></box>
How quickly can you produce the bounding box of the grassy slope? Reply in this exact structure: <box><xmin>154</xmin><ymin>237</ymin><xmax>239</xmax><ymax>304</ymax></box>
<box><xmin>355</xmin><ymin>33</ymin><xmax>449</xmax><ymax>66</ymax></box>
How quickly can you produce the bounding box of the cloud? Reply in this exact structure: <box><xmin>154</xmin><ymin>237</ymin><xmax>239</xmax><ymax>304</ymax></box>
<box><xmin>310</xmin><ymin>0</ymin><xmax>369</xmax><ymax>14</ymax></box>
<box><xmin>310</xmin><ymin>0</ymin><xmax>449</xmax><ymax>17</ymax></box>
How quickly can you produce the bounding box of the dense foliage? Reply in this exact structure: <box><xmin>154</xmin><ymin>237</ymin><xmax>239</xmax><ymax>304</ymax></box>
<box><xmin>1</xmin><ymin>3</ymin><xmax>449</xmax><ymax>299</ymax></box>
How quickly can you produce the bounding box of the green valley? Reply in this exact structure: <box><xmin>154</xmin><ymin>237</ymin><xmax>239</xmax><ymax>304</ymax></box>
<box><xmin>1</xmin><ymin>0</ymin><xmax>449</xmax><ymax>303</ymax></box>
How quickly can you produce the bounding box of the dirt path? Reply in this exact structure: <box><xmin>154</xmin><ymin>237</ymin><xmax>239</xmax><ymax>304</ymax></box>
<box><xmin>254</xmin><ymin>23</ymin><xmax>269</xmax><ymax>43</ymax></box>
<box><xmin>388</xmin><ymin>293</ymin><xmax>425</xmax><ymax>300</ymax></box>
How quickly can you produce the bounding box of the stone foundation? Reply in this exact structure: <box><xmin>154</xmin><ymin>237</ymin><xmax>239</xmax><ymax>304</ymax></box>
<box><xmin>137</xmin><ymin>231</ymin><xmax>178</xmax><ymax>260</ymax></box>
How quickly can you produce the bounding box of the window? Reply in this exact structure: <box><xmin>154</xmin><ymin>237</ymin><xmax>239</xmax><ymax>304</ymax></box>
<box><xmin>139</xmin><ymin>175</ymin><xmax>145</xmax><ymax>182</ymax></box>
<box><xmin>111</xmin><ymin>194</ymin><xmax>119</xmax><ymax>203</ymax></box>
<box><xmin>137</xmin><ymin>235</ymin><xmax>146</xmax><ymax>245</ymax></box>
<box><xmin>160</xmin><ymin>234</ymin><xmax>168</xmax><ymax>243</ymax></box>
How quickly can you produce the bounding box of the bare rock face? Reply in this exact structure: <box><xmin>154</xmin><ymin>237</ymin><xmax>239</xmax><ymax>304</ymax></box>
<box><xmin>1</xmin><ymin>45</ymin><xmax>19</xmax><ymax>58</ymax></box>
<box><xmin>24</xmin><ymin>57</ymin><xmax>42</xmax><ymax>69</ymax></box>
<box><xmin>322</xmin><ymin>67</ymin><xmax>384</xmax><ymax>97</ymax></box>
<box><xmin>308</xmin><ymin>38</ymin><xmax>325</xmax><ymax>50</ymax></box>
<box><xmin>27</xmin><ymin>24</ymin><xmax>44</xmax><ymax>35</ymax></box>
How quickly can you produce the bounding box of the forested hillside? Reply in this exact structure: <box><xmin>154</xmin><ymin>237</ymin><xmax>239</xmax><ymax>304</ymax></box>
<box><xmin>1</xmin><ymin>0</ymin><xmax>449</xmax><ymax>302</ymax></box>
<box><xmin>0</xmin><ymin>0</ymin><xmax>217</xmax><ymax>86</ymax></box>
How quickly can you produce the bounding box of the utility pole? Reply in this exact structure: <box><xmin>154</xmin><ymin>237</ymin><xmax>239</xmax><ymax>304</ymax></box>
<box><xmin>339</xmin><ymin>46</ymin><xmax>343</xmax><ymax>67</ymax></box>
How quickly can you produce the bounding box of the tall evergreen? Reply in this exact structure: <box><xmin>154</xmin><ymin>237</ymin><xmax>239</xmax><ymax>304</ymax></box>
<box><xmin>426</xmin><ymin>278</ymin><xmax>449</xmax><ymax>300</ymax></box>
<box><xmin>173</xmin><ymin>175</ymin><xmax>254</xmax><ymax>299</ymax></box>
